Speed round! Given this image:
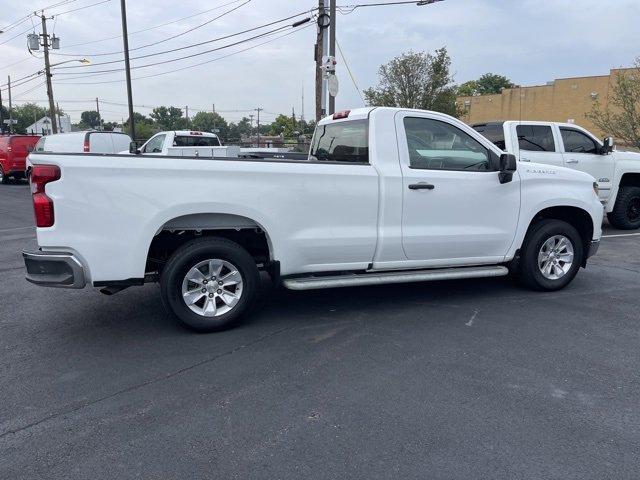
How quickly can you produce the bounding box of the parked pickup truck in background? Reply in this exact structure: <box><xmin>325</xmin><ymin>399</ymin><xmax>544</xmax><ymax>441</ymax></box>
<box><xmin>23</xmin><ymin>107</ymin><xmax>603</xmax><ymax>332</ymax></box>
<box><xmin>132</xmin><ymin>130</ymin><xmax>241</xmax><ymax>158</ymax></box>
<box><xmin>473</xmin><ymin>121</ymin><xmax>640</xmax><ymax>229</ymax></box>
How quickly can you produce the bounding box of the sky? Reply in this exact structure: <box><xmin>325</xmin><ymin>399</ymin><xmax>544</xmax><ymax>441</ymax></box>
<box><xmin>0</xmin><ymin>0</ymin><xmax>639</xmax><ymax>124</ymax></box>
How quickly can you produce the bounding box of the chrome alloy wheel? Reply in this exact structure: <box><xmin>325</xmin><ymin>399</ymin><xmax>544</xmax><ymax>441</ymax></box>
<box><xmin>181</xmin><ymin>259</ymin><xmax>244</xmax><ymax>317</ymax></box>
<box><xmin>537</xmin><ymin>235</ymin><xmax>574</xmax><ymax>280</ymax></box>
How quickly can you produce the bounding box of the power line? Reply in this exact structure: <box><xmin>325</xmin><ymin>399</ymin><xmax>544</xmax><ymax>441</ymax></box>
<box><xmin>54</xmin><ymin>11</ymin><xmax>311</xmax><ymax>70</ymax></box>
<box><xmin>55</xmin><ymin>0</ymin><xmax>251</xmax><ymax>58</ymax></box>
<box><xmin>0</xmin><ymin>0</ymin><xmax>77</xmax><ymax>32</ymax></box>
<box><xmin>53</xmin><ymin>23</ymin><xmax>314</xmax><ymax>85</ymax></box>
<box><xmin>51</xmin><ymin>19</ymin><xmax>312</xmax><ymax>76</ymax></box>
<box><xmin>53</xmin><ymin>0</ymin><xmax>112</xmax><ymax>16</ymax></box>
<box><xmin>335</xmin><ymin>37</ymin><xmax>365</xmax><ymax>105</ymax></box>
<box><xmin>59</xmin><ymin>0</ymin><xmax>243</xmax><ymax>49</ymax></box>
<box><xmin>0</xmin><ymin>26</ymin><xmax>35</xmax><ymax>46</ymax></box>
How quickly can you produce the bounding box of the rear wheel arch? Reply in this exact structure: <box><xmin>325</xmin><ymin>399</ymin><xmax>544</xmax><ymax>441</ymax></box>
<box><xmin>145</xmin><ymin>213</ymin><xmax>275</xmax><ymax>278</ymax></box>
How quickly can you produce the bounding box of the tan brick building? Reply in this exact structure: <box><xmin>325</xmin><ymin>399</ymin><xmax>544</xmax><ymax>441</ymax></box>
<box><xmin>457</xmin><ymin>68</ymin><xmax>636</xmax><ymax>139</ymax></box>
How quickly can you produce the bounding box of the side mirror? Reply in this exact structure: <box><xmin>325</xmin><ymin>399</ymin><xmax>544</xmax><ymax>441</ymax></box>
<box><xmin>499</xmin><ymin>153</ymin><xmax>517</xmax><ymax>184</ymax></box>
<box><xmin>27</xmin><ymin>145</ymin><xmax>34</xmax><ymax>153</ymax></box>
<box><xmin>129</xmin><ymin>141</ymin><xmax>140</xmax><ymax>154</ymax></box>
<box><xmin>602</xmin><ymin>136</ymin><xmax>615</xmax><ymax>154</ymax></box>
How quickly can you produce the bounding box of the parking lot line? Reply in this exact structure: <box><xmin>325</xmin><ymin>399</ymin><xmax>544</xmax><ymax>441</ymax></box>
<box><xmin>602</xmin><ymin>232</ymin><xmax>640</xmax><ymax>238</ymax></box>
<box><xmin>0</xmin><ymin>226</ymin><xmax>34</xmax><ymax>233</ymax></box>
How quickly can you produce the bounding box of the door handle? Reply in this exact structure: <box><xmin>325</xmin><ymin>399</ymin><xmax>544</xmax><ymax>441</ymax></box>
<box><xmin>408</xmin><ymin>182</ymin><xmax>435</xmax><ymax>190</ymax></box>
<box><xmin>566</xmin><ymin>159</ymin><xmax>579</xmax><ymax>164</ymax></box>
<box><xmin>521</xmin><ymin>157</ymin><xmax>531</xmax><ymax>162</ymax></box>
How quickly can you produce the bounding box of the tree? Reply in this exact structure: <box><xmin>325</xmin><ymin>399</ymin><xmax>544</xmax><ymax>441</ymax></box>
<box><xmin>458</xmin><ymin>73</ymin><xmax>515</xmax><ymax>96</ymax></box>
<box><xmin>588</xmin><ymin>59</ymin><xmax>640</xmax><ymax>149</ymax></box>
<box><xmin>364</xmin><ymin>48</ymin><xmax>459</xmax><ymax>117</ymax></box>
<box><xmin>191</xmin><ymin>111</ymin><xmax>229</xmax><ymax>140</ymax></box>
<box><xmin>227</xmin><ymin>117</ymin><xmax>253</xmax><ymax>141</ymax></box>
<box><xmin>79</xmin><ymin>110</ymin><xmax>101</xmax><ymax>129</ymax></box>
<box><xmin>150</xmin><ymin>106</ymin><xmax>186</xmax><ymax>130</ymax></box>
<box><xmin>268</xmin><ymin>114</ymin><xmax>296</xmax><ymax>138</ymax></box>
<box><xmin>124</xmin><ymin>111</ymin><xmax>157</xmax><ymax>142</ymax></box>
<box><xmin>13</xmin><ymin>103</ymin><xmax>49</xmax><ymax>134</ymax></box>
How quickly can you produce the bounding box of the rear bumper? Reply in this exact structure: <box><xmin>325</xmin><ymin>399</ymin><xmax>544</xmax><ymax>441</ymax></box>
<box><xmin>587</xmin><ymin>240</ymin><xmax>600</xmax><ymax>259</ymax></box>
<box><xmin>23</xmin><ymin>250</ymin><xmax>86</xmax><ymax>289</ymax></box>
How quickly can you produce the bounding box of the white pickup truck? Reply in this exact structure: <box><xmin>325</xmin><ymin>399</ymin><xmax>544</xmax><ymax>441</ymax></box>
<box><xmin>24</xmin><ymin>107</ymin><xmax>603</xmax><ymax>332</ymax></box>
<box><xmin>132</xmin><ymin>130</ymin><xmax>241</xmax><ymax>158</ymax></box>
<box><xmin>472</xmin><ymin>121</ymin><xmax>640</xmax><ymax>229</ymax></box>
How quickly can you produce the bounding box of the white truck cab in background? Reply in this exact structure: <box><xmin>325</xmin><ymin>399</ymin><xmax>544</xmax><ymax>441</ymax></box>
<box><xmin>133</xmin><ymin>130</ymin><xmax>241</xmax><ymax>158</ymax></box>
<box><xmin>473</xmin><ymin>121</ymin><xmax>640</xmax><ymax>229</ymax></box>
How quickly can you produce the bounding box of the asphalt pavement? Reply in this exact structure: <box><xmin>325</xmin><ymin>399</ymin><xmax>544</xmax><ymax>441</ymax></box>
<box><xmin>1</xmin><ymin>180</ymin><xmax>639</xmax><ymax>479</ymax></box>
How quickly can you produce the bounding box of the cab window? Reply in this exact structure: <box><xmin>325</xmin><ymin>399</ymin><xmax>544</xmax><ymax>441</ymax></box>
<box><xmin>174</xmin><ymin>136</ymin><xmax>220</xmax><ymax>147</ymax></box>
<box><xmin>310</xmin><ymin>120</ymin><xmax>368</xmax><ymax>163</ymax></box>
<box><xmin>560</xmin><ymin>128</ymin><xmax>599</xmax><ymax>154</ymax></box>
<box><xmin>143</xmin><ymin>134</ymin><xmax>166</xmax><ymax>153</ymax></box>
<box><xmin>403</xmin><ymin>117</ymin><xmax>490</xmax><ymax>171</ymax></box>
<box><xmin>516</xmin><ymin>125</ymin><xmax>556</xmax><ymax>152</ymax></box>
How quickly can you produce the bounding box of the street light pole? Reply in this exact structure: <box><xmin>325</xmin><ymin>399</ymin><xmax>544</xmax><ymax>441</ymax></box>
<box><xmin>7</xmin><ymin>76</ymin><xmax>13</xmax><ymax>134</ymax></box>
<box><xmin>120</xmin><ymin>0</ymin><xmax>135</xmax><ymax>141</ymax></box>
<box><xmin>41</xmin><ymin>14</ymin><xmax>57</xmax><ymax>134</ymax></box>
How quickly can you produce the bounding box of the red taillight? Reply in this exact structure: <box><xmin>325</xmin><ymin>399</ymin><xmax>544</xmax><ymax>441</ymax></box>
<box><xmin>332</xmin><ymin>110</ymin><xmax>350</xmax><ymax>120</ymax></box>
<box><xmin>83</xmin><ymin>138</ymin><xmax>90</xmax><ymax>152</ymax></box>
<box><xmin>30</xmin><ymin>164</ymin><xmax>60</xmax><ymax>228</ymax></box>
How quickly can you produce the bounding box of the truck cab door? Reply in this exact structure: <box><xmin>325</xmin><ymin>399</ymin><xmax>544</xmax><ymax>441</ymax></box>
<box><xmin>513</xmin><ymin>124</ymin><xmax>564</xmax><ymax>167</ymax></box>
<box><xmin>395</xmin><ymin>112</ymin><xmax>520</xmax><ymax>266</ymax></box>
<box><xmin>559</xmin><ymin>127</ymin><xmax>613</xmax><ymax>202</ymax></box>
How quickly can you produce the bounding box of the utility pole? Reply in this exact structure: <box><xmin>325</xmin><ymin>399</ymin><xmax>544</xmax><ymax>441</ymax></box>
<box><xmin>255</xmin><ymin>108</ymin><xmax>263</xmax><ymax>147</ymax></box>
<box><xmin>212</xmin><ymin>104</ymin><xmax>216</xmax><ymax>132</ymax></box>
<box><xmin>7</xmin><ymin>76</ymin><xmax>13</xmax><ymax>134</ymax></box>
<box><xmin>328</xmin><ymin>0</ymin><xmax>337</xmax><ymax>115</ymax></box>
<box><xmin>315</xmin><ymin>0</ymin><xmax>328</xmax><ymax>121</ymax></box>
<box><xmin>95</xmin><ymin>97</ymin><xmax>101</xmax><ymax>130</ymax></box>
<box><xmin>41</xmin><ymin>14</ymin><xmax>57</xmax><ymax>134</ymax></box>
<box><xmin>185</xmin><ymin>105</ymin><xmax>189</xmax><ymax>127</ymax></box>
<box><xmin>56</xmin><ymin>102</ymin><xmax>61</xmax><ymax>132</ymax></box>
<box><xmin>120</xmin><ymin>0</ymin><xmax>135</xmax><ymax>140</ymax></box>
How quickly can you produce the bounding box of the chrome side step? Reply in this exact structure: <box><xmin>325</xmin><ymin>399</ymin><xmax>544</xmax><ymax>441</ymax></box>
<box><xmin>283</xmin><ymin>265</ymin><xmax>509</xmax><ymax>291</ymax></box>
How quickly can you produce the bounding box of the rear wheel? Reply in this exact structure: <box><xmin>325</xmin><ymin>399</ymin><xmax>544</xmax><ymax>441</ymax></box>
<box><xmin>515</xmin><ymin>219</ymin><xmax>584</xmax><ymax>291</ymax></box>
<box><xmin>160</xmin><ymin>237</ymin><xmax>260</xmax><ymax>332</ymax></box>
<box><xmin>0</xmin><ymin>166</ymin><xmax>8</xmax><ymax>184</ymax></box>
<box><xmin>608</xmin><ymin>186</ymin><xmax>640</xmax><ymax>230</ymax></box>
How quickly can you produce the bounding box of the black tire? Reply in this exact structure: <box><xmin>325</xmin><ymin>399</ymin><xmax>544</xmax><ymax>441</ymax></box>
<box><xmin>515</xmin><ymin>219</ymin><xmax>584</xmax><ymax>291</ymax></box>
<box><xmin>160</xmin><ymin>237</ymin><xmax>260</xmax><ymax>332</ymax></box>
<box><xmin>0</xmin><ymin>166</ymin><xmax>8</xmax><ymax>184</ymax></box>
<box><xmin>607</xmin><ymin>186</ymin><xmax>640</xmax><ymax>230</ymax></box>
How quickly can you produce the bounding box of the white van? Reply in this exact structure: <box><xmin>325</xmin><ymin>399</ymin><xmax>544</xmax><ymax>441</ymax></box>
<box><xmin>34</xmin><ymin>131</ymin><xmax>133</xmax><ymax>154</ymax></box>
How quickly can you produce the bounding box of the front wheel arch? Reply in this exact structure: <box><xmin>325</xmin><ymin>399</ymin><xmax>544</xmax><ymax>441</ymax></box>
<box><xmin>520</xmin><ymin>206</ymin><xmax>594</xmax><ymax>268</ymax></box>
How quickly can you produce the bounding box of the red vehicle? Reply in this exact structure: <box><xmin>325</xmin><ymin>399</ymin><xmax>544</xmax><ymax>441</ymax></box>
<box><xmin>0</xmin><ymin>135</ymin><xmax>40</xmax><ymax>183</ymax></box>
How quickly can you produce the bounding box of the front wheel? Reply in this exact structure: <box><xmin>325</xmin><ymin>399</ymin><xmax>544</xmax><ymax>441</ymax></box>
<box><xmin>608</xmin><ymin>186</ymin><xmax>640</xmax><ymax>230</ymax></box>
<box><xmin>160</xmin><ymin>237</ymin><xmax>260</xmax><ymax>332</ymax></box>
<box><xmin>515</xmin><ymin>219</ymin><xmax>584</xmax><ymax>291</ymax></box>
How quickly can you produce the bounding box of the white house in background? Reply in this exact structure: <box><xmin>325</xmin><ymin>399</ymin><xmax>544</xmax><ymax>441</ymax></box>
<box><xmin>26</xmin><ymin>115</ymin><xmax>72</xmax><ymax>135</ymax></box>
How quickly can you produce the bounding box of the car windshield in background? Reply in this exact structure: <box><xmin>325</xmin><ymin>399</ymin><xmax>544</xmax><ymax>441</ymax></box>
<box><xmin>173</xmin><ymin>136</ymin><xmax>220</xmax><ymax>147</ymax></box>
<box><xmin>472</xmin><ymin>123</ymin><xmax>506</xmax><ymax>150</ymax></box>
<box><xmin>310</xmin><ymin>120</ymin><xmax>368</xmax><ymax>163</ymax></box>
